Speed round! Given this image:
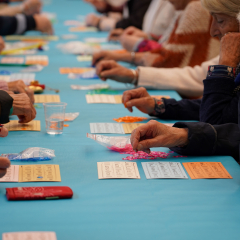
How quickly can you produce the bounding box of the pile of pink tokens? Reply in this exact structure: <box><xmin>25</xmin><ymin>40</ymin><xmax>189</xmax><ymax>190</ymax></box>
<box><xmin>107</xmin><ymin>144</ymin><xmax>186</xmax><ymax>161</ymax></box>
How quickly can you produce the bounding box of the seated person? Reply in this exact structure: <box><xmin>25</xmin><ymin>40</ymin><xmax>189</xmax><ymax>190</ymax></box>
<box><xmin>85</xmin><ymin>0</ymin><xmax>152</xmax><ymax>32</ymax></box>
<box><xmin>0</xmin><ymin>0</ymin><xmax>41</xmax><ymax>16</ymax></box>
<box><xmin>93</xmin><ymin>0</ymin><xmax>220</xmax><ymax>69</ymax></box>
<box><xmin>95</xmin><ymin>0</ymin><xmax>240</xmax><ymax>98</ymax></box>
<box><xmin>108</xmin><ymin>0</ymin><xmax>175</xmax><ymax>42</ymax></box>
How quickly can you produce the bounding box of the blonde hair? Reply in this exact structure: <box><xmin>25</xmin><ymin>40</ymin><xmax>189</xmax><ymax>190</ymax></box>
<box><xmin>201</xmin><ymin>0</ymin><xmax>240</xmax><ymax>17</ymax></box>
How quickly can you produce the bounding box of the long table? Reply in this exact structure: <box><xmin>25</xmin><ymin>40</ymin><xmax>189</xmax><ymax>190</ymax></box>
<box><xmin>1</xmin><ymin>1</ymin><xmax>240</xmax><ymax>240</ymax></box>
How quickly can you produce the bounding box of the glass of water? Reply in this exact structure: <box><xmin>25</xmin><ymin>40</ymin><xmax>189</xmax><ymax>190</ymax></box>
<box><xmin>43</xmin><ymin>102</ymin><xmax>67</xmax><ymax>135</ymax></box>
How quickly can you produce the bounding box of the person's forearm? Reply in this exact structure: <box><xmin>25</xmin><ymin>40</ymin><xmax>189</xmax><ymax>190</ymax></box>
<box><xmin>137</xmin><ymin>56</ymin><xmax>219</xmax><ymax>98</ymax></box>
<box><xmin>200</xmin><ymin>65</ymin><xmax>237</xmax><ymax>125</ymax></box>
<box><xmin>170</xmin><ymin>122</ymin><xmax>240</xmax><ymax>162</ymax></box>
<box><xmin>151</xmin><ymin>98</ymin><xmax>201</xmax><ymax>121</ymax></box>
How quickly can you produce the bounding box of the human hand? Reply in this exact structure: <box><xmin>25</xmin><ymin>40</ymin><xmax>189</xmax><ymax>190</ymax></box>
<box><xmin>131</xmin><ymin>120</ymin><xmax>189</xmax><ymax>153</ymax></box>
<box><xmin>120</xmin><ymin>34</ymin><xmax>142</xmax><ymax>52</ymax></box>
<box><xmin>0</xmin><ymin>126</ymin><xmax>8</xmax><ymax>138</ymax></box>
<box><xmin>0</xmin><ymin>37</ymin><xmax>5</xmax><ymax>53</ymax></box>
<box><xmin>22</xmin><ymin>0</ymin><xmax>42</xmax><ymax>15</ymax></box>
<box><xmin>219</xmin><ymin>33</ymin><xmax>240</xmax><ymax>68</ymax></box>
<box><xmin>123</xmin><ymin>26</ymin><xmax>148</xmax><ymax>39</ymax></box>
<box><xmin>8</xmin><ymin>80</ymin><xmax>34</xmax><ymax>104</ymax></box>
<box><xmin>108</xmin><ymin>28</ymin><xmax>124</xmax><ymax>41</ymax></box>
<box><xmin>10</xmin><ymin>93</ymin><xmax>36</xmax><ymax>123</ymax></box>
<box><xmin>96</xmin><ymin>60</ymin><xmax>135</xmax><ymax>83</ymax></box>
<box><xmin>141</xmin><ymin>52</ymin><xmax>159</xmax><ymax>67</ymax></box>
<box><xmin>122</xmin><ymin>87</ymin><xmax>155</xmax><ymax>113</ymax></box>
<box><xmin>0</xmin><ymin>157</ymin><xmax>10</xmax><ymax>178</ymax></box>
<box><xmin>85</xmin><ymin>13</ymin><xmax>101</xmax><ymax>27</ymax></box>
<box><xmin>34</xmin><ymin>14</ymin><xmax>53</xmax><ymax>35</ymax></box>
<box><xmin>92</xmin><ymin>50</ymin><xmax>119</xmax><ymax>66</ymax></box>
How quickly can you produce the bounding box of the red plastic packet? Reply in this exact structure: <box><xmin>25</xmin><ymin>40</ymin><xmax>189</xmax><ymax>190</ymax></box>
<box><xmin>6</xmin><ymin>186</ymin><xmax>73</xmax><ymax>201</ymax></box>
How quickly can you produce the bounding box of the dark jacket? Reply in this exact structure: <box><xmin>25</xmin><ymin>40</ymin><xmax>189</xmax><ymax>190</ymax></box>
<box><xmin>156</xmin><ymin>73</ymin><xmax>238</xmax><ymax>125</ymax></box>
<box><xmin>170</xmin><ymin>121</ymin><xmax>240</xmax><ymax>162</ymax></box>
<box><xmin>0</xmin><ymin>15</ymin><xmax>36</xmax><ymax>35</ymax></box>
<box><xmin>115</xmin><ymin>0</ymin><xmax>152</xmax><ymax>30</ymax></box>
<box><xmin>0</xmin><ymin>90</ymin><xmax>13</xmax><ymax>124</ymax></box>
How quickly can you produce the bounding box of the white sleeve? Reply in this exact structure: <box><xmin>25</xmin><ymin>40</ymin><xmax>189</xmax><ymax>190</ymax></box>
<box><xmin>137</xmin><ymin>56</ymin><xmax>219</xmax><ymax>97</ymax></box>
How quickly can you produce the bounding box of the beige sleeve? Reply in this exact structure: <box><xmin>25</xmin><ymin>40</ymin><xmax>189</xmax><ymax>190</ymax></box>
<box><xmin>137</xmin><ymin>56</ymin><xmax>219</xmax><ymax>98</ymax></box>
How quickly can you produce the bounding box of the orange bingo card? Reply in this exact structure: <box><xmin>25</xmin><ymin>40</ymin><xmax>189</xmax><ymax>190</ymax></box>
<box><xmin>182</xmin><ymin>162</ymin><xmax>232</xmax><ymax>179</ymax></box>
<box><xmin>113</xmin><ymin>116</ymin><xmax>147</xmax><ymax>123</ymax></box>
<box><xmin>59</xmin><ymin>68</ymin><xmax>94</xmax><ymax>74</ymax></box>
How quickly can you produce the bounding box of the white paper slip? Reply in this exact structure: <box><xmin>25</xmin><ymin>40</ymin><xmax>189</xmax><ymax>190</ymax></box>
<box><xmin>71</xmin><ymin>84</ymin><xmax>109</xmax><ymax>90</ymax></box>
<box><xmin>86</xmin><ymin>94</ymin><xmax>121</xmax><ymax>104</ymax></box>
<box><xmin>97</xmin><ymin>162</ymin><xmax>140</xmax><ymax>179</ymax></box>
<box><xmin>9</xmin><ymin>73</ymin><xmax>36</xmax><ymax>85</ymax></box>
<box><xmin>85</xmin><ymin>37</ymin><xmax>107</xmax><ymax>43</ymax></box>
<box><xmin>90</xmin><ymin>123</ymin><xmax>125</xmax><ymax>134</ymax></box>
<box><xmin>77</xmin><ymin>55</ymin><xmax>93</xmax><ymax>62</ymax></box>
<box><xmin>142</xmin><ymin>162</ymin><xmax>188</xmax><ymax>179</ymax></box>
<box><xmin>0</xmin><ymin>75</ymin><xmax>10</xmax><ymax>82</ymax></box>
<box><xmin>0</xmin><ymin>165</ymin><xmax>19</xmax><ymax>182</ymax></box>
<box><xmin>2</xmin><ymin>232</ymin><xmax>57</xmax><ymax>240</ymax></box>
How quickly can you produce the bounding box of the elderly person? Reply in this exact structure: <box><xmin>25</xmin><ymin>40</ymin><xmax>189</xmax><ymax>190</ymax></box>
<box><xmin>85</xmin><ymin>0</ymin><xmax>152</xmax><ymax>32</ymax></box>
<box><xmin>93</xmin><ymin>0</ymin><xmax>219</xmax><ymax>70</ymax></box>
<box><xmin>130</xmin><ymin>7</ymin><xmax>240</xmax><ymax>162</ymax></box>
<box><xmin>95</xmin><ymin>0</ymin><xmax>240</xmax><ymax>98</ymax></box>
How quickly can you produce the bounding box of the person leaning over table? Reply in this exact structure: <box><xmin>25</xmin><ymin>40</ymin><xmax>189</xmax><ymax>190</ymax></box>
<box><xmin>107</xmin><ymin>0</ymin><xmax>175</xmax><ymax>42</ymax></box>
<box><xmin>94</xmin><ymin>0</ymin><xmax>240</xmax><ymax>98</ymax></box>
<box><xmin>92</xmin><ymin>0</ymin><xmax>220</xmax><ymax>70</ymax></box>
<box><xmin>121</xmin><ymin>32</ymin><xmax>240</xmax><ymax>126</ymax></box>
<box><xmin>85</xmin><ymin>0</ymin><xmax>152</xmax><ymax>32</ymax></box>
<box><xmin>128</xmin><ymin>36</ymin><xmax>240</xmax><ymax>160</ymax></box>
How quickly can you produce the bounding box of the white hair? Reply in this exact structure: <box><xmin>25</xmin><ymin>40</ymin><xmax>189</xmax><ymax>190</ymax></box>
<box><xmin>201</xmin><ymin>0</ymin><xmax>240</xmax><ymax>17</ymax></box>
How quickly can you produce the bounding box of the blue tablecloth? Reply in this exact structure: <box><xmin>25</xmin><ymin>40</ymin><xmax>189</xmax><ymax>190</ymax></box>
<box><xmin>0</xmin><ymin>1</ymin><xmax>240</xmax><ymax>240</ymax></box>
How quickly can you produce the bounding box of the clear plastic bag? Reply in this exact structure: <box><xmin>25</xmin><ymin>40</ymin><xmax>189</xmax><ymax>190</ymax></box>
<box><xmin>87</xmin><ymin>133</ymin><xmax>131</xmax><ymax>152</ymax></box>
<box><xmin>57</xmin><ymin>41</ymin><xmax>94</xmax><ymax>55</ymax></box>
<box><xmin>1</xmin><ymin>147</ymin><xmax>55</xmax><ymax>161</ymax></box>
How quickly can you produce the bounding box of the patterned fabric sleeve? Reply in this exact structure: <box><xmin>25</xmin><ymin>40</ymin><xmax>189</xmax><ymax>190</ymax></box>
<box><xmin>150</xmin><ymin>1</ymin><xmax>220</xmax><ymax>69</ymax></box>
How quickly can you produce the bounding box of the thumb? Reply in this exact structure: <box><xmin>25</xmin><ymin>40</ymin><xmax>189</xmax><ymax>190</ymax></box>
<box><xmin>137</xmin><ymin>138</ymin><xmax>160</xmax><ymax>151</ymax></box>
<box><xmin>100</xmin><ymin>69</ymin><xmax>118</xmax><ymax>80</ymax></box>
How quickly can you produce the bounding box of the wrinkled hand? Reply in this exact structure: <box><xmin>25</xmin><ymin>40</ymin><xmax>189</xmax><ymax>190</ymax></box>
<box><xmin>122</xmin><ymin>87</ymin><xmax>155</xmax><ymax>113</ymax></box>
<box><xmin>0</xmin><ymin>126</ymin><xmax>8</xmax><ymax>138</ymax></box>
<box><xmin>23</xmin><ymin>0</ymin><xmax>42</xmax><ymax>15</ymax></box>
<box><xmin>85</xmin><ymin>13</ymin><xmax>101</xmax><ymax>27</ymax></box>
<box><xmin>219</xmin><ymin>33</ymin><xmax>240</xmax><ymax>68</ymax></box>
<box><xmin>10</xmin><ymin>93</ymin><xmax>36</xmax><ymax>123</ymax></box>
<box><xmin>34</xmin><ymin>14</ymin><xmax>53</xmax><ymax>35</ymax></box>
<box><xmin>0</xmin><ymin>36</ymin><xmax>5</xmax><ymax>53</ymax></box>
<box><xmin>120</xmin><ymin>34</ymin><xmax>141</xmax><ymax>52</ymax></box>
<box><xmin>96</xmin><ymin>60</ymin><xmax>134</xmax><ymax>83</ymax></box>
<box><xmin>0</xmin><ymin>157</ymin><xmax>10</xmax><ymax>178</ymax></box>
<box><xmin>123</xmin><ymin>26</ymin><xmax>148</xmax><ymax>39</ymax></box>
<box><xmin>141</xmin><ymin>52</ymin><xmax>159</xmax><ymax>67</ymax></box>
<box><xmin>131</xmin><ymin>120</ymin><xmax>189</xmax><ymax>153</ymax></box>
<box><xmin>108</xmin><ymin>28</ymin><xmax>124</xmax><ymax>41</ymax></box>
<box><xmin>92</xmin><ymin>50</ymin><xmax>119</xmax><ymax>66</ymax></box>
<box><xmin>8</xmin><ymin>80</ymin><xmax>34</xmax><ymax>104</ymax></box>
